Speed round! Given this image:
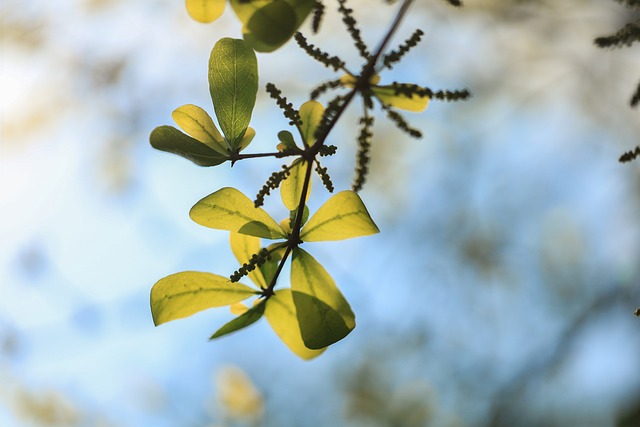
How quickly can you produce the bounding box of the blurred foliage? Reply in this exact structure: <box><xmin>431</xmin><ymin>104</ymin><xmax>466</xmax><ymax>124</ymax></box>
<box><xmin>1</xmin><ymin>0</ymin><xmax>639</xmax><ymax>426</ymax></box>
<box><xmin>215</xmin><ymin>365</ymin><xmax>264</xmax><ymax>425</ymax></box>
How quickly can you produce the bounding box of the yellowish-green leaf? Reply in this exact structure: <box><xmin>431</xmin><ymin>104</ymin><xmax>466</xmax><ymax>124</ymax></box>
<box><xmin>238</xmin><ymin>127</ymin><xmax>255</xmax><ymax>152</ymax></box>
<box><xmin>230</xmin><ymin>302</ymin><xmax>250</xmax><ymax>316</ymax></box>
<box><xmin>229</xmin><ymin>0</ymin><xmax>270</xmax><ymax>24</ymax></box>
<box><xmin>298</xmin><ymin>100</ymin><xmax>324</xmax><ymax>146</ymax></box>
<box><xmin>372</xmin><ymin>85</ymin><xmax>430</xmax><ymax>112</ymax></box>
<box><xmin>290</xmin><ymin>248</ymin><xmax>355</xmax><ymax>349</ymax></box>
<box><xmin>230</xmin><ymin>232</ymin><xmax>266</xmax><ymax>289</ymax></box>
<box><xmin>186</xmin><ymin>0</ymin><xmax>226</xmax><ymax>23</ymax></box>
<box><xmin>280</xmin><ymin>159</ymin><xmax>311</xmax><ymax>211</ymax></box>
<box><xmin>280</xmin><ymin>206</ymin><xmax>310</xmax><ymax>234</ymax></box>
<box><xmin>209</xmin><ymin>38</ymin><xmax>258</xmax><ymax>148</ymax></box>
<box><xmin>190</xmin><ymin>187</ymin><xmax>287</xmax><ymax>239</ymax></box>
<box><xmin>265</xmin><ymin>289</ymin><xmax>325</xmax><ymax>360</ymax></box>
<box><xmin>301</xmin><ymin>191</ymin><xmax>379</xmax><ymax>242</ymax></box>
<box><xmin>339</xmin><ymin>73</ymin><xmax>380</xmax><ymax>89</ymax></box>
<box><xmin>288</xmin><ymin>0</ymin><xmax>316</xmax><ymax>26</ymax></box>
<box><xmin>339</xmin><ymin>73</ymin><xmax>357</xmax><ymax>88</ymax></box>
<box><xmin>277</xmin><ymin>130</ymin><xmax>298</xmax><ymax>152</ymax></box>
<box><xmin>150</xmin><ymin>125</ymin><xmax>228</xmax><ymax>167</ymax></box>
<box><xmin>151</xmin><ymin>271</ymin><xmax>256</xmax><ymax>326</ymax></box>
<box><xmin>210</xmin><ymin>301</ymin><xmax>266</xmax><ymax>339</ymax></box>
<box><xmin>231</xmin><ymin>0</ymin><xmax>315</xmax><ymax>52</ymax></box>
<box><xmin>172</xmin><ymin>104</ymin><xmax>227</xmax><ymax>154</ymax></box>
<box><xmin>259</xmin><ymin>257</ymin><xmax>280</xmax><ymax>285</ymax></box>
<box><xmin>243</xmin><ymin>1</ymin><xmax>297</xmax><ymax>52</ymax></box>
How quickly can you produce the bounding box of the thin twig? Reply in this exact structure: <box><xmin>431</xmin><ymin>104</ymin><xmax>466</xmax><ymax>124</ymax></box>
<box><xmin>264</xmin><ymin>0</ymin><xmax>416</xmax><ymax>296</ymax></box>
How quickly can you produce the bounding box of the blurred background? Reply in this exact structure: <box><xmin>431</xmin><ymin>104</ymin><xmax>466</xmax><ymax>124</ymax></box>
<box><xmin>1</xmin><ymin>0</ymin><xmax>640</xmax><ymax>426</ymax></box>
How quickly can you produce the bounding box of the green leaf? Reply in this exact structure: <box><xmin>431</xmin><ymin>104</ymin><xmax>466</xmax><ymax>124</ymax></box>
<box><xmin>149</xmin><ymin>125</ymin><xmax>228</xmax><ymax>167</ymax></box>
<box><xmin>243</xmin><ymin>1</ymin><xmax>297</xmax><ymax>52</ymax></box>
<box><xmin>301</xmin><ymin>191</ymin><xmax>379</xmax><ymax>242</ymax></box>
<box><xmin>290</xmin><ymin>205</ymin><xmax>309</xmax><ymax>228</ymax></box>
<box><xmin>172</xmin><ymin>104</ymin><xmax>227</xmax><ymax>154</ymax></box>
<box><xmin>259</xmin><ymin>257</ymin><xmax>280</xmax><ymax>285</ymax></box>
<box><xmin>372</xmin><ymin>85</ymin><xmax>430</xmax><ymax>112</ymax></box>
<box><xmin>190</xmin><ymin>187</ymin><xmax>287</xmax><ymax>239</ymax></box>
<box><xmin>291</xmin><ymin>248</ymin><xmax>355</xmax><ymax>349</ymax></box>
<box><xmin>151</xmin><ymin>271</ymin><xmax>256</xmax><ymax>326</ymax></box>
<box><xmin>229</xmin><ymin>0</ymin><xmax>270</xmax><ymax>24</ymax></box>
<box><xmin>210</xmin><ymin>301</ymin><xmax>266</xmax><ymax>339</ymax></box>
<box><xmin>280</xmin><ymin>159</ymin><xmax>311</xmax><ymax>211</ymax></box>
<box><xmin>277</xmin><ymin>130</ymin><xmax>298</xmax><ymax>152</ymax></box>
<box><xmin>229</xmin><ymin>232</ymin><xmax>266</xmax><ymax>289</ymax></box>
<box><xmin>209</xmin><ymin>38</ymin><xmax>258</xmax><ymax>149</ymax></box>
<box><xmin>265</xmin><ymin>289</ymin><xmax>326</xmax><ymax>359</ymax></box>
<box><xmin>298</xmin><ymin>100</ymin><xmax>324</xmax><ymax>146</ymax></box>
<box><xmin>186</xmin><ymin>0</ymin><xmax>226</xmax><ymax>23</ymax></box>
<box><xmin>231</xmin><ymin>0</ymin><xmax>315</xmax><ymax>52</ymax></box>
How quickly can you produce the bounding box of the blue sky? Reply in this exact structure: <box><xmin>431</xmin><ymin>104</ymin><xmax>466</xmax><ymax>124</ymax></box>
<box><xmin>1</xmin><ymin>1</ymin><xmax>639</xmax><ymax>426</ymax></box>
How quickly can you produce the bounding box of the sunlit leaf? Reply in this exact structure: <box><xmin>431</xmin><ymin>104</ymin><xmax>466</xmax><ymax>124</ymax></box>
<box><xmin>339</xmin><ymin>73</ymin><xmax>380</xmax><ymax>89</ymax></box>
<box><xmin>209</xmin><ymin>38</ymin><xmax>258</xmax><ymax>148</ymax></box>
<box><xmin>243</xmin><ymin>1</ymin><xmax>297</xmax><ymax>52</ymax></box>
<box><xmin>339</xmin><ymin>73</ymin><xmax>358</xmax><ymax>88</ymax></box>
<box><xmin>230</xmin><ymin>302</ymin><xmax>250</xmax><ymax>315</ymax></box>
<box><xmin>287</xmin><ymin>0</ymin><xmax>316</xmax><ymax>27</ymax></box>
<box><xmin>151</xmin><ymin>271</ymin><xmax>256</xmax><ymax>326</ymax></box>
<box><xmin>298</xmin><ymin>100</ymin><xmax>324</xmax><ymax>146</ymax></box>
<box><xmin>291</xmin><ymin>248</ymin><xmax>355</xmax><ymax>349</ymax></box>
<box><xmin>265</xmin><ymin>289</ymin><xmax>326</xmax><ymax>359</ymax></box>
<box><xmin>186</xmin><ymin>0</ymin><xmax>226</xmax><ymax>23</ymax></box>
<box><xmin>292</xmin><ymin>205</ymin><xmax>309</xmax><ymax>227</ymax></box>
<box><xmin>280</xmin><ymin>206</ymin><xmax>310</xmax><ymax>234</ymax></box>
<box><xmin>259</xmin><ymin>257</ymin><xmax>280</xmax><ymax>285</ymax></box>
<box><xmin>301</xmin><ymin>191</ymin><xmax>379</xmax><ymax>242</ymax></box>
<box><xmin>149</xmin><ymin>125</ymin><xmax>228</xmax><ymax>166</ymax></box>
<box><xmin>280</xmin><ymin>159</ymin><xmax>311</xmax><ymax>211</ymax></box>
<box><xmin>190</xmin><ymin>187</ymin><xmax>286</xmax><ymax>239</ymax></box>
<box><xmin>230</xmin><ymin>232</ymin><xmax>266</xmax><ymax>289</ymax></box>
<box><xmin>372</xmin><ymin>85</ymin><xmax>430</xmax><ymax>112</ymax></box>
<box><xmin>210</xmin><ymin>301</ymin><xmax>266</xmax><ymax>339</ymax></box>
<box><xmin>237</xmin><ymin>127</ymin><xmax>255</xmax><ymax>152</ymax></box>
<box><xmin>229</xmin><ymin>0</ymin><xmax>270</xmax><ymax>24</ymax></box>
<box><xmin>277</xmin><ymin>130</ymin><xmax>298</xmax><ymax>152</ymax></box>
<box><xmin>172</xmin><ymin>104</ymin><xmax>227</xmax><ymax>154</ymax></box>
<box><xmin>231</xmin><ymin>0</ymin><xmax>315</xmax><ymax>52</ymax></box>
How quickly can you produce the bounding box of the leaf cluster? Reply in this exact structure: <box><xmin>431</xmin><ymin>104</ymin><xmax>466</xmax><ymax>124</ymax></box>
<box><xmin>148</xmin><ymin>0</ymin><xmax>472</xmax><ymax>358</ymax></box>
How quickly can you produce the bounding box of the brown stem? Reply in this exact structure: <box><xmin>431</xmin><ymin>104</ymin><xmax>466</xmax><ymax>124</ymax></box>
<box><xmin>264</xmin><ymin>0</ymin><xmax>415</xmax><ymax>295</ymax></box>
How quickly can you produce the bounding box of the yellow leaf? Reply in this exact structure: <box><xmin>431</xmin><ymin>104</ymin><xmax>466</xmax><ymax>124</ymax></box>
<box><xmin>190</xmin><ymin>187</ymin><xmax>286</xmax><ymax>239</ymax></box>
<box><xmin>298</xmin><ymin>100</ymin><xmax>324</xmax><ymax>146</ymax></box>
<box><xmin>229</xmin><ymin>232</ymin><xmax>266</xmax><ymax>289</ymax></box>
<box><xmin>265</xmin><ymin>289</ymin><xmax>325</xmax><ymax>359</ymax></box>
<box><xmin>150</xmin><ymin>271</ymin><xmax>256</xmax><ymax>326</ymax></box>
<box><xmin>340</xmin><ymin>73</ymin><xmax>357</xmax><ymax>88</ymax></box>
<box><xmin>339</xmin><ymin>73</ymin><xmax>380</xmax><ymax>89</ymax></box>
<box><xmin>216</xmin><ymin>366</ymin><xmax>264</xmax><ymax>420</ymax></box>
<box><xmin>186</xmin><ymin>0</ymin><xmax>226</xmax><ymax>23</ymax></box>
<box><xmin>280</xmin><ymin>159</ymin><xmax>311</xmax><ymax>211</ymax></box>
<box><xmin>172</xmin><ymin>104</ymin><xmax>227</xmax><ymax>153</ymax></box>
<box><xmin>301</xmin><ymin>191</ymin><xmax>379</xmax><ymax>242</ymax></box>
<box><xmin>230</xmin><ymin>302</ymin><xmax>249</xmax><ymax>315</ymax></box>
<box><xmin>372</xmin><ymin>85</ymin><xmax>430</xmax><ymax>112</ymax></box>
<box><xmin>290</xmin><ymin>248</ymin><xmax>355</xmax><ymax>349</ymax></box>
